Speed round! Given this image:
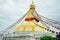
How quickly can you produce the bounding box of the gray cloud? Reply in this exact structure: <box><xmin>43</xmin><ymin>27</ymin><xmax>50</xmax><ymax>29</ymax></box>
<box><xmin>0</xmin><ymin>0</ymin><xmax>60</xmax><ymax>30</ymax></box>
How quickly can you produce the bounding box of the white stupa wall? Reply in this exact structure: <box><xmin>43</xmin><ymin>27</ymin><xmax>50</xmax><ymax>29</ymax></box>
<box><xmin>2</xmin><ymin>32</ymin><xmax>56</xmax><ymax>40</ymax></box>
<box><xmin>0</xmin><ymin>34</ymin><xmax>3</xmax><ymax>40</ymax></box>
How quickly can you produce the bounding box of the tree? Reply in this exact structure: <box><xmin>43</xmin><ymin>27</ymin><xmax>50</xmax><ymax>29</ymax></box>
<box><xmin>40</xmin><ymin>36</ymin><xmax>54</xmax><ymax>40</ymax></box>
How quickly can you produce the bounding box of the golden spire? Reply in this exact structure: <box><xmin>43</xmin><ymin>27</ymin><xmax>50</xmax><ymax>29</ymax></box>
<box><xmin>30</xmin><ymin>1</ymin><xmax>35</xmax><ymax>9</ymax></box>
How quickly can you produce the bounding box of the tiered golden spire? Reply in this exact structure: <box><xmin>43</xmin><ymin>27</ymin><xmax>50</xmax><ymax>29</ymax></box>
<box><xmin>30</xmin><ymin>1</ymin><xmax>35</xmax><ymax>9</ymax></box>
<box><xmin>14</xmin><ymin>1</ymin><xmax>46</xmax><ymax>32</ymax></box>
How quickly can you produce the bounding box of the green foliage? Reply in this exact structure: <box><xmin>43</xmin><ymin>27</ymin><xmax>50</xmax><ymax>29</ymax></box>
<box><xmin>56</xmin><ymin>35</ymin><xmax>60</xmax><ymax>38</ymax></box>
<box><xmin>40</xmin><ymin>36</ymin><xmax>54</xmax><ymax>40</ymax></box>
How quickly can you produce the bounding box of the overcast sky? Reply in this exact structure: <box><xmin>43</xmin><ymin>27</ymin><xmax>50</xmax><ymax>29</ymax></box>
<box><xmin>0</xmin><ymin>0</ymin><xmax>60</xmax><ymax>30</ymax></box>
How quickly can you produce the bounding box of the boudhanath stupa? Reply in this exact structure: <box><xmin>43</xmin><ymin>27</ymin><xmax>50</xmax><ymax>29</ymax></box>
<box><xmin>0</xmin><ymin>1</ymin><xmax>60</xmax><ymax>40</ymax></box>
